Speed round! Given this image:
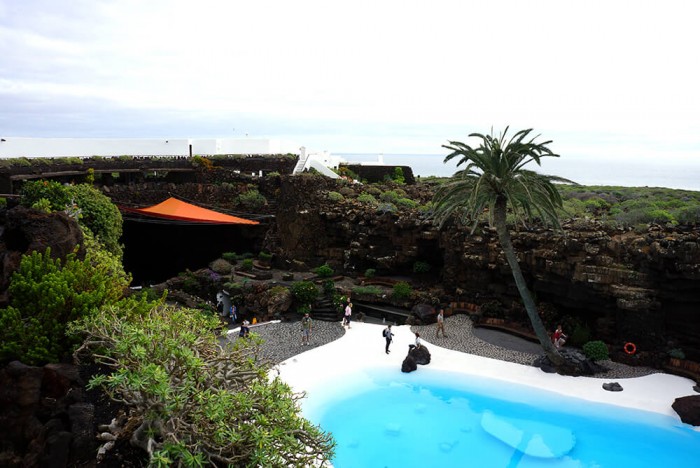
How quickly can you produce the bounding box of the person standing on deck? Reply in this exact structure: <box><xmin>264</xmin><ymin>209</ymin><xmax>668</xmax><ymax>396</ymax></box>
<box><xmin>343</xmin><ymin>302</ymin><xmax>353</xmax><ymax>329</ymax></box>
<box><xmin>436</xmin><ymin>308</ymin><xmax>447</xmax><ymax>338</ymax></box>
<box><xmin>383</xmin><ymin>325</ymin><xmax>394</xmax><ymax>354</ymax></box>
<box><xmin>301</xmin><ymin>313</ymin><xmax>312</xmax><ymax>346</ymax></box>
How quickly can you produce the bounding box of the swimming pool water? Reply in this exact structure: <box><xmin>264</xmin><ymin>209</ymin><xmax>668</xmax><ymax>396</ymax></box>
<box><xmin>309</xmin><ymin>369</ymin><xmax>700</xmax><ymax>467</ymax></box>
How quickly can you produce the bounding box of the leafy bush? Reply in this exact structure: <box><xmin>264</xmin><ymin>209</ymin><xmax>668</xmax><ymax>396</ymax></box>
<box><xmin>314</xmin><ymin>263</ymin><xmax>334</xmax><ymax>278</ymax></box>
<box><xmin>364</xmin><ymin>268</ymin><xmax>376</xmax><ymax>278</ymax></box>
<box><xmin>376</xmin><ymin>202</ymin><xmax>396</xmax><ymax>214</ymax></box>
<box><xmin>210</xmin><ymin>258</ymin><xmax>233</xmax><ymax>274</ymax></box>
<box><xmin>258</xmin><ymin>251</ymin><xmax>272</xmax><ymax>262</ymax></box>
<box><xmin>240</xmin><ymin>258</ymin><xmax>254</xmax><ymax>271</ymax></box>
<box><xmin>65</xmin><ymin>184</ymin><xmax>124</xmax><ymax>257</ymax></box>
<box><xmin>0</xmin><ymin>240</ymin><xmax>131</xmax><ymax>365</ymax></box>
<box><xmin>395</xmin><ymin>197</ymin><xmax>419</xmax><ymax>209</ymax></box>
<box><xmin>392</xmin><ymin>167</ymin><xmax>405</xmax><ymax>184</ymax></box>
<box><xmin>327</xmin><ymin>191</ymin><xmax>344</xmax><ymax>202</ymax></box>
<box><xmin>20</xmin><ymin>181</ymin><xmax>124</xmax><ymax>257</ymax></box>
<box><xmin>413</xmin><ymin>261</ymin><xmax>431</xmax><ymax>274</ymax></box>
<box><xmin>357</xmin><ymin>193</ymin><xmax>378</xmax><ymax>205</ymax></box>
<box><xmin>392</xmin><ymin>281</ymin><xmax>412</xmax><ymax>300</ymax></box>
<box><xmin>20</xmin><ymin>180</ymin><xmax>71</xmax><ymax>211</ymax></box>
<box><xmin>237</xmin><ymin>188</ymin><xmax>267</xmax><ymax>210</ymax></box>
<box><xmin>352</xmin><ymin>285</ymin><xmax>382</xmax><ymax>296</ymax></box>
<box><xmin>291</xmin><ymin>281</ymin><xmax>319</xmax><ymax>305</ymax></box>
<box><xmin>191</xmin><ymin>155</ymin><xmax>214</xmax><ymax>169</ymax></box>
<box><xmin>73</xmin><ymin>304</ymin><xmax>335</xmax><ymax>466</ymax></box>
<box><xmin>668</xmin><ymin>348</ymin><xmax>686</xmax><ymax>360</ymax></box>
<box><xmin>222</xmin><ymin>252</ymin><xmax>238</xmax><ymax>262</ymax></box>
<box><xmin>582</xmin><ymin>340</ymin><xmax>609</xmax><ymax>361</ymax></box>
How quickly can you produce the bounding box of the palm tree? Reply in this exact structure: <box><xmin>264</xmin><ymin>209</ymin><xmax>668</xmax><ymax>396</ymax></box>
<box><xmin>431</xmin><ymin>127</ymin><xmax>575</xmax><ymax>367</ymax></box>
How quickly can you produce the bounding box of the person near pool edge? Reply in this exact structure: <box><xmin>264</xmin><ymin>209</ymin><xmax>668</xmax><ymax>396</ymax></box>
<box><xmin>383</xmin><ymin>324</ymin><xmax>394</xmax><ymax>354</ymax></box>
<box><xmin>408</xmin><ymin>332</ymin><xmax>422</xmax><ymax>351</ymax></box>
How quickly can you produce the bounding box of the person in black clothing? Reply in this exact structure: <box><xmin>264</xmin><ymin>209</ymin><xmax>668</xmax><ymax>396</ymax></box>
<box><xmin>383</xmin><ymin>325</ymin><xmax>394</xmax><ymax>354</ymax></box>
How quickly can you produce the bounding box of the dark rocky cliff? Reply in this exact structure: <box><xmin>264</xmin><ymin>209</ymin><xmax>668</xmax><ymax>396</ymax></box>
<box><xmin>258</xmin><ymin>175</ymin><xmax>700</xmax><ymax>360</ymax></box>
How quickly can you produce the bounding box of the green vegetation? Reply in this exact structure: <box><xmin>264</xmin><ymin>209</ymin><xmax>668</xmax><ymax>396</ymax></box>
<box><xmin>0</xmin><ymin>235</ymin><xmax>131</xmax><ymax>365</ymax></box>
<box><xmin>291</xmin><ymin>280</ymin><xmax>320</xmax><ymax>305</ymax></box>
<box><xmin>392</xmin><ymin>281</ymin><xmax>413</xmax><ymax>299</ymax></box>
<box><xmin>236</xmin><ymin>186</ymin><xmax>267</xmax><ymax>210</ymax></box>
<box><xmin>582</xmin><ymin>340</ymin><xmax>610</xmax><ymax>361</ymax></box>
<box><xmin>364</xmin><ymin>268</ymin><xmax>376</xmax><ymax>278</ymax></box>
<box><xmin>557</xmin><ymin>185</ymin><xmax>700</xmax><ymax>226</ymax></box>
<box><xmin>327</xmin><ymin>191</ymin><xmax>344</xmax><ymax>202</ymax></box>
<box><xmin>19</xmin><ymin>180</ymin><xmax>124</xmax><ymax>257</ymax></box>
<box><xmin>72</xmin><ymin>304</ymin><xmax>335</xmax><ymax>466</ymax></box>
<box><xmin>352</xmin><ymin>285</ymin><xmax>382</xmax><ymax>296</ymax></box>
<box><xmin>413</xmin><ymin>261</ymin><xmax>431</xmax><ymax>274</ymax></box>
<box><xmin>357</xmin><ymin>193</ymin><xmax>378</xmax><ymax>205</ymax></box>
<box><xmin>240</xmin><ymin>258</ymin><xmax>254</xmax><ymax>271</ymax></box>
<box><xmin>210</xmin><ymin>258</ymin><xmax>233</xmax><ymax>275</ymax></box>
<box><xmin>258</xmin><ymin>251</ymin><xmax>272</xmax><ymax>262</ymax></box>
<box><xmin>314</xmin><ymin>263</ymin><xmax>334</xmax><ymax>278</ymax></box>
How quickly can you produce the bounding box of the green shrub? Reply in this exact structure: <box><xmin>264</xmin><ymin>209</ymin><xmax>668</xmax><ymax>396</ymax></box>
<box><xmin>357</xmin><ymin>193</ymin><xmax>378</xmax><ymax>205</ymax></box>
<box><xmin>240</xmin><ymin>258</ymin><xmax>254</xmax><ymax>271</ymax></box>
<box><xmin>210</xmin><ymin>258</ymin><xmax>233</xmax><ymax>274</ymax></box>
<box><xmin>258</xmin><ymin>251</ymin><xmax>272</xmax><ymax>262</ymax></box>
<box><xmin>668</xmin><ymin>348</ymin><xmax>686</xmax><ymax>359</ymax></box>
<box><xmin>0</xmin><ymin>239</ymin><xmax>131</xmax><ymax>365</ymax></box>
<box><xmin>291</xmin><ymin>281</ymin><xmax>319</xmax><ymax>305</ymax></box>
<box><xmin>395</xmin><ymin>197</ymin><xmax>418</xmax><ymax>209</ymax></box>
<box><xmin>222</xmin><ymin>252</ymin><xmax>238</xmax><ymax>262</ymax></box>
<box><xmin>73</xmin><ymin>304</ymin><xmax>335</xmax><ymax>466</ymax></box>
<box><xmin>20</xmin><ymin>180</ymin><xmax>71</xmax><ymax>212</ymax></box>
<box><xmin>582</xmin><ymin>340</ymin><xmax>609</xmax><ymax>361</ymax></box>
<box><xmin>413</xmin><ymin>261</ymin><xmax>431</xmax><ymax>274</ymax></box>
<box><xmin>352</xmin><ymin>285</ymin><xmax>382</xmax><ymax>296</ymax></box>
<box><xmin>364</xmin><ymin>268</ymin><xmax>376</xmax><ymax>278</ymax></box>
<box><xmin>65</xmin><ymin>184</ymin><xmax>124</xmax><ymax>257</ymax></box>
<box><xmin>392</xmin><ymin>167</ymin><xmax>405</xmax><ymax>184</ymax></box>
<box><xmin>392</xmin><ymin>281</ymin><xmax>412</xmax><ymax>300</ymax></box>
<box><xmin>327</xmin><ymin>191</ymin><xmax>344</xmax><ymax>202</ymax></box>
<box><xmin>237</xmin><ymin>188</ymin><xmax>267</xmax><ymax>210</ymax></box>
<box><xmin>31</xmin><ymin>198</ymin><xmax>52</xmax><ymax>213</ymax></box>
<box><xmin>314</xmin><ymin>264</ymin><xmax>333</xmax><ymax>278</ymax></box>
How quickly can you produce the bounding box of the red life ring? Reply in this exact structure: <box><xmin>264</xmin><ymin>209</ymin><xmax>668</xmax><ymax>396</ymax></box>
<box><xmin>624</xmin><ymin>342</ymin><xmax>636</xmax><ymax>355</ymax></box>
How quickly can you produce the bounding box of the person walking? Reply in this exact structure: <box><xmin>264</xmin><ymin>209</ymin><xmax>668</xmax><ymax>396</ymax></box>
<box><xmin>383</xmin><ymin>324</ymin><xmax>394</xmax><ymax>354</ymax></box>
<box><xmin>436</xmin><ymin>308</ymin><xmax>447</xmax><ymax>338</ymax></box>
<box><xmin>301</xmin><ymin>313</ymin><xmax>313</xmax><ymax>346</ymax></box>
<box><xmin>343</xmin><ymin>302</ymin><xmax>353</xmax><ymax>329</ymax></box>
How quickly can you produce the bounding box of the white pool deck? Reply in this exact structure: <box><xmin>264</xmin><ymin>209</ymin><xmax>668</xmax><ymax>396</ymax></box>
<box><xmin>276</xmin><ymin>322</ymin><xmax>698</xmax><ymax>424</ymax></box>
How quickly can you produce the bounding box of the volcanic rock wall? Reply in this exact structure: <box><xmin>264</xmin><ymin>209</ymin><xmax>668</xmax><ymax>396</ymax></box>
<box><xmin>264</xmin><ymin>176</ymin><xmax>700</xmax><ymax>359</ymax></box>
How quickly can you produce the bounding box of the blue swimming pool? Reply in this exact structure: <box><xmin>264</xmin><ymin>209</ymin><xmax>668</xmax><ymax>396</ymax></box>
<box><xmin>308</xmin><ymin>369</ymin><xmax>700</xmax><ymax>467</ymax></box>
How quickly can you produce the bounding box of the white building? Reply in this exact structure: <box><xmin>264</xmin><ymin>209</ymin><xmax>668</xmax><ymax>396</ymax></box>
<box><xmin>0</xmin><ymin>137</ymin><xmax>303</xmax><ymax>159</ymax></box>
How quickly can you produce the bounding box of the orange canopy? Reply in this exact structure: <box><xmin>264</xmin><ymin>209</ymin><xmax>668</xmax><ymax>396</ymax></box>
<box><xmin>120</xmin><ymin>197</ymin><xmax>259</xmax><ymax>225</ymax></box>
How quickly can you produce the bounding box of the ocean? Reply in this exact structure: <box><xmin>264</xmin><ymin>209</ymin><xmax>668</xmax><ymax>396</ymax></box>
<box><xmin>337</xmin><ymin>153</ymin><xmax>700</xmax><ymax>192</ymax></box>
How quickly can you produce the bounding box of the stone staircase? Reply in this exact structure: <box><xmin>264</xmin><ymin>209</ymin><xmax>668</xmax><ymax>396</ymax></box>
<box><xmin>310</xmin><ymin>296</ymin><xmax>342</xmax><ymax>322</ymax></box>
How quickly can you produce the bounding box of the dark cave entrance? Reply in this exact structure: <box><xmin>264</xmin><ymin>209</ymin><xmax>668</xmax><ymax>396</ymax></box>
<box><xmin>121</xmin><ymin>219</ymin><xmax>268</xmax><ymax>285</ymax></box>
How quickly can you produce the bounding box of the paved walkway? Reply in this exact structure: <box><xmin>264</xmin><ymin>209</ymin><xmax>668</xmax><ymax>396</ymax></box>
<box><xmin>472</xmin><ymin>327</ymin><xmax>544</xmax><ymax>355</ymax></box>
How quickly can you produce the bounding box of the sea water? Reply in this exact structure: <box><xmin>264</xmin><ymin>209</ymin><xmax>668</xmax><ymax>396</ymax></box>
<box><xmin>309</xmin><ymin>369</ymin><xmax>700</xmax><ymax>467</ymax></box>
<box><xmin>338</xmin><ymin>153</ymin><xmax>700</xmax><ymax>192</ymax></box>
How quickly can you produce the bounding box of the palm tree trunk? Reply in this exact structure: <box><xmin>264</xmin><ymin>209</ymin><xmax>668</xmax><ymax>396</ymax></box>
<box><xmin>493</xmin><ymin>198</ymin><xmax>565</xmax><ymax>366</ymax></box>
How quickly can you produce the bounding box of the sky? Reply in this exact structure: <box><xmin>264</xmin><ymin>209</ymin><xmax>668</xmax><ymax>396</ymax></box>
<box><xmin>1</xmin><ymin>0</ymin><xmax>699</xmax><ymax>184</ymax></box>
